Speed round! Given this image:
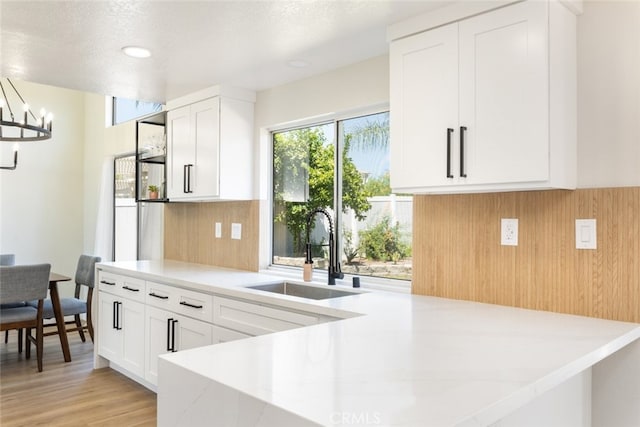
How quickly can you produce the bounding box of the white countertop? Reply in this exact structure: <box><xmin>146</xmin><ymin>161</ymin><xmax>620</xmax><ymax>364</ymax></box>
<box><xmin>99</xmin><ymin>260</ymin><xmax>640</xmax><ymax>426</ymax></box>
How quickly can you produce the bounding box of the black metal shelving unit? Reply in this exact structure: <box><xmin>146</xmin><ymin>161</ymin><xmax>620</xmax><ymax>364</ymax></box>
<box><xmin>135</xmin><ymin>111</ymin><xmax>168</xmax><ymax>203</ymax></box>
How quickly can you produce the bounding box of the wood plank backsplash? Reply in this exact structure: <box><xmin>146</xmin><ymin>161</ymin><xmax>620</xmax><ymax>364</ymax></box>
<box><xmin>413</xmin><ymin>187</ymin><xmax>640</xmax><ymax>323</ymax></box>
<box><xmin>164</xmin><ymin>201</ymin><xmax>259</xmax><ymax>271</ymax></box>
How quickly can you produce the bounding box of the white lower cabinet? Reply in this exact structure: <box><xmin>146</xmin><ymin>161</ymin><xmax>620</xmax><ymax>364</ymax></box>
<box><xmin>145</xmin><ymin>306</ymin><xmax>214</xmax><ymax>386</ymax></box>
<box><xmin>97</xmin><ymin>268</ymin><xmax>333</xmax><ymax>391</ymax></box>
<box><xmin>97</xmin><ymin>291</ymin><xmax>146</xmax><ymax>378</ymax></box>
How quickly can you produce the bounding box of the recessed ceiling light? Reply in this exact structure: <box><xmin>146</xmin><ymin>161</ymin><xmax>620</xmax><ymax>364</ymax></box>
<box><xmin>122</xmin><ymin>46</ymin><xmax>151</xmax><ymax>58</ymax></box>
<box><xmin>287</xmin><ymin>60</ymin><xmax>310</xmax><ymax>68</ymax></box>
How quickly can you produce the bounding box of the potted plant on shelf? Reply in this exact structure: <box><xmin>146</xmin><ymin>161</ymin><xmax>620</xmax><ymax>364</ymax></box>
<box><xmin>148</xmin><ymin>185</ymin><xmax>159</xmax><ymax>200</ymax></box>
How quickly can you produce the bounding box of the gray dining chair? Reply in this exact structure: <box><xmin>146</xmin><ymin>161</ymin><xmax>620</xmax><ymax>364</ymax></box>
<box><xmin>0</xmin><ymin>254</ymin><xmax>16</xmax><ymax>266</ymax></box>
<box><xmin>0</xmin><ymin>254</ymin><xmax>24</xmax><ymax>350</ymax></box>
<box><xmin>29</xmin><ymin>255</ymin><xmax>101</xmax><ymax>342</ymax></box>
<box><xmin>0</xmin><ymin>263</ymin><xmax>51</xmax><ymax>372</ymax></box>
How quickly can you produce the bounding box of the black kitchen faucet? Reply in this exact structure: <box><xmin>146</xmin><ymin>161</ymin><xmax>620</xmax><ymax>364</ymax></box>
<box><xmin>306</xmin><ymin>207</ymin><xmax>344</xmax><ymax>286</ymax></box>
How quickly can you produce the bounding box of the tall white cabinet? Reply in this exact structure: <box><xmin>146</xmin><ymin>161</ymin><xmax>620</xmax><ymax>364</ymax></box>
<box><xmin>166</xmin><ymin>86</ymin><xmax>255</xmax><ymax>201</ymax></box>
<box><xmin>390</xmin><ymin>0</ymin><xmax>578</xmax><ymax>194</ymax></box>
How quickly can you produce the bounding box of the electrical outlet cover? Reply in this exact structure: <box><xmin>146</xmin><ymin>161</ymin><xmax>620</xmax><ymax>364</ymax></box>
<box><xmin>575</xmin><ymin>219</ymin><xmax>597</xmax><ymax>249</ymax></box>
<box><xmin>231</xmin><ymin>223</ymin><xmax>242</xmax><ymax>240</ymax></box>
<box><xmin>501</xmin><ymin>218</ymin><xmax>518</xmax><ymax>246</ymax></box>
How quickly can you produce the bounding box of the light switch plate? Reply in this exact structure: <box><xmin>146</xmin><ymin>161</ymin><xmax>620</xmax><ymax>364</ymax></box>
<box><xmin>215</xmin><ymin>222</ymin><xmax>222</xmax><ymax>239</ymax></box>
<box><xmin>501</xmin><ymin>218</ymin><xmax>518</xmax><ymax>246</ymax></box>
<box><xmin>231</xmin><ymin>223</ymin><xmax>242</xmax><ymax>240</ymax></box>
<box><xmin>575</xmin><ymin>219</ymin><xmax>597</xmax><ymax>249</ymax></box>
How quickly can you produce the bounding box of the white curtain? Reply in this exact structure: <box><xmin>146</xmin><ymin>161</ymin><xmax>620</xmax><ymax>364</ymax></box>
<box><xmin>94</xmin><ymin>157</ymin><xmax>114</xmax><ymax>262</ymax></box>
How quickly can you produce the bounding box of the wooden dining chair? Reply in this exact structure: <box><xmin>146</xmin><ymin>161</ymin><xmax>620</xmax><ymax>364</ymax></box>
<box><xmin>29</xmin><ymin>255</ymin><xmax>101</xmax><ymax>342</ymax></box>
<box><xmin>0</xmin><ymin>264</ymin><xmax>51</xmax><ymax>372</ymax></box>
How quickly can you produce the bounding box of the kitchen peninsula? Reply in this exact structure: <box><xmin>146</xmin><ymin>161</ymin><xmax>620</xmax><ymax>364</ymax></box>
<box><xmin>94</xmin><ymin>261</ymin><xmax>640</xmax><ymax>426</ymax></box>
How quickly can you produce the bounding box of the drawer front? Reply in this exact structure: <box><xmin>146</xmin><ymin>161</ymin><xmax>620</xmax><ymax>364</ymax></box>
<box><xmin>97</xmin><ymin>271</ymin><xmax>145</xmax><ymax>302</ymax></box>
<box><xmin>173</xmin><ymin>287</ymin><xmax>214</xmax><ymax>323</ymax></box>
<box><xmin>119</xmin><ymin>276</ymin><xmax>146</xmax><ymax>303</ymax></box>
<box><xmin>145</xmin><ymin>281</ymin><xmax>213</xmax><ymax>322</ymax></box>
<box><xmin>97</xmin><ymin>271</ymin><xmax>121</xmax><ymax>293</ymax></box>
<box><xmin>213</xmin><ymin>297</ymin><xmax>318</xmax><ymax>336</ymax></box>
<box><xmin>146</xmin><ymin>281</ymin><xmax>174</xmax><ymax>309</ymax></box>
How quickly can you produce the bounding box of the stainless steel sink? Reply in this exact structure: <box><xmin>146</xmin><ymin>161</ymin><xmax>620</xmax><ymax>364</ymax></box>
<box><xmin>247</xmin><ymin>282</ymin><xmax>362</xmax><ymax>300</ymax></box>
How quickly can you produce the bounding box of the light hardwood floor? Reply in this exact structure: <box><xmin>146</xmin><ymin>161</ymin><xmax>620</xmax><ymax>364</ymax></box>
<box><xmin>0</xmin><ymin>327</ymin><xmax>156</xmax><ymax>426</ymax></box>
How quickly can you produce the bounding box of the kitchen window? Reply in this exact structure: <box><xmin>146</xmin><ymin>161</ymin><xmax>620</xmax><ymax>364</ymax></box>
<box><xmin>112</xmin><ymin>97</ymin><xmax>163</xmax><ymax>125</ymax></box>
<box><xmin>272</xmin><ymin>111</ymin><xmax>412</xmax><ymax>283</ymax></box>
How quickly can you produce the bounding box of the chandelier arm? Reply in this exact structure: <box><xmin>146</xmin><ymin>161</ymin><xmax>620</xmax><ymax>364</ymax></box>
<box><xmin>0</xmin><ymin>81</ymin><xmax>15</xmax><ymax>121</ymax></box>
<box><xmin>7</xmin><ymin>78</ymin><xmax>38</xmax><ymax>121</ymax></box>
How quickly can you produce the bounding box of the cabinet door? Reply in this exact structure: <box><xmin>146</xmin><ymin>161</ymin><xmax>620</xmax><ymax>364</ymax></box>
<box><xmin>459</xmin><ymin>1</ymin><xmax>548</xmax><ymax>185</ymax></box>
<box><xmin>145</xmin><ymin>306</ymin><xmax>172</xmax><ymax>385</ymax></box>
<box><xmin>98</xmin><ymin>291</ymin><xmax>122</xmax><ymax>361</ymax></box>
<box><xmin>120</xmin><ymin>299</ymin><xmax>146</xmax><ymax>378</ymax></box>
<box><xmin>174</xmin><ymin>315</ymin><xmax>213</xmax><ymax>351</ymax></box>
<box><xmin>145</xmin><ymin>306</ymin><xmax>213</xmax><ymax>386</ymax></box>
<box><xmin>166</xmin><ymin>105</ymin><xmax>192</xmax><ymax>199</ymax></box>
<box><xmin>390</xmin><ymin>23</ymin><xmax>459</xmax><ymax>191</ymax></box>
<box><xmin>191</xmin><ymin>97</ymin><xmax>220</xmax><ymax>198</ymax></box>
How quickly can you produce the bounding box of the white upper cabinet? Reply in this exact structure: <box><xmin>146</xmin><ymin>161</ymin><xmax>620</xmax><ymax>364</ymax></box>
<box><xmin>166</xmin><ymin>86</ymin><xmax>255</xmax><ymax>201</ymax></box>
<box><xmin>390</xmin><ymin>0</ymin><xmax>578</xmax><ymax>194</ymax></box>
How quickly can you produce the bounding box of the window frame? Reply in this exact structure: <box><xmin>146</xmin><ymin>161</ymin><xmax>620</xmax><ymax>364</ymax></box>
<box><xmin>266</xmin><ymin>105</ymin><xmax>412</xmax><ymax>292</ymax></box>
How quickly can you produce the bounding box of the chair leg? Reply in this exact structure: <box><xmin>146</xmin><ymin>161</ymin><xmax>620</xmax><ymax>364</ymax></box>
<box><xmin>4</xmin><ymin>330</ymin><xmax>7</xmax><ymax>343</ymax></box>
<box><xmin>18</xmin><ymin>328</ymin><xmax>23</xmax><ymax>353</ymax></box>
<box><xmin>25</xmin><ymin>328</ymin><xmax>31</xmax><ymax>359</ymax></box>
<box><xmin>36</xmin><ymin>319</ymin><xmax>43</xmax><ymax>372</ymax></box>
<box><xmin>87</xmin><ymin>309</ymin><xmax>94</xmax><ymax>342</ymax></box>
<box><xmin>75</xmin><ymin>314</ymin><xmax>86</xmax><ymax>342</ymax></box>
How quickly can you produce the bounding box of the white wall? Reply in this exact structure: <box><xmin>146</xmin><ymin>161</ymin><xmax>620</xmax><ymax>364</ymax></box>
<box><xmin>0</xmin><ymin>81</ymin><xmax>85</xmax><ymax>284</ymax></box>
<box><xmin>82</xmin><ymin>93</ymin><xmax>108</xmax><ymax>255</ymax></box>
<box><xmin>576</xmin><ymin>0</ymin><xmax>640</xmax><ymax>188</ymax></box>
<box><xmin>254</xmin><ymin>54</ymin><xmax>389</xmax><ymax>132</ymax></box>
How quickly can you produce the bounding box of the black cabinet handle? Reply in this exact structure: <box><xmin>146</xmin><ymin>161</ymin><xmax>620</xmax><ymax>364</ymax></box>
<box><xmin>167</xmin><ymin>318</ymin><xmax>173</xmax><ymax>351</ymax></box>
<box><xmin>186</xmin><ymin>164</ymin><xmax>194</xmax><ymax>193</ymax></box>
<box><xmin>183</xmin><ymin>165</ymin><xmax>188</xmax><ymax>193</ymax></box>
<box><xmin>180</xmin><ymin>300</ymin><xmax>203</xmax><ymax>309</ymax></box>
<box><xmin>122</xmin><ymin>285</ymin><xmax>139</xmax><ymax>292</ymax></box>
<box><xmin>112</xmin><ymin>301</ymin><xmax>118</xmax><ymax>329</ymax></box>
<box><xmin>115</xmin><ymin>302</ymin><xmax>122</xmax><ymax>330</ymax></box>
<box><xmin>149</xmin><ymin>292</ymin><xmax>169</xmax><ymax>300</ymax></box>
<box><xmin>171</xmin><ymin>319</ymin><xmax>178</xmax><ymax>352</ymax></box>
<box><xmin>460</xmin><ymin>126</ymin><xmax>467</xmax><ymax>178</ymax></box>
<box><xmin>446</xmin><ymin>128</ymin><xmax>454</xmax><ymax>179</ymax></box>
<box><xmin>118</xmin><ymin>302</ymin><xmax>123</xmax><ymax>330</ymax></box>
<box><xmin>101</xmin><ymin>280</ymin><xmax>116</xmax><ymax>286</ymax></box>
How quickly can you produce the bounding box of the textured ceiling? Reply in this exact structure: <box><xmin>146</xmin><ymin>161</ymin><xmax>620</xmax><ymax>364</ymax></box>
<box><xmin>1</xmin><ymin>0</ymin><xmax>449</xmax><ymax>103</ymax></box>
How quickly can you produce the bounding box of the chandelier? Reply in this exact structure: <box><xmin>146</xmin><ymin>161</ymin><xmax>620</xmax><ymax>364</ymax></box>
<box><xmin>0</xmin><ymin>78</ymin><xmax>53</xmax><ymax>170</ymax></box>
